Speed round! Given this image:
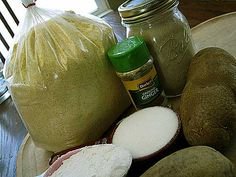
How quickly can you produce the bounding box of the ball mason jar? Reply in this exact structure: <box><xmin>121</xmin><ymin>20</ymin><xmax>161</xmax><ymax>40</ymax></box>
<box><xmin>118</xmin><ymin>0</ymin><xmax>196</xmax><ymax>97</ymax></box>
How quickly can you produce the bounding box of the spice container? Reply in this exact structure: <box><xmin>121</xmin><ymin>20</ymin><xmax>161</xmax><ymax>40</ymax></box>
<box><xmin>118</xmin><ymin>0</ymin><xmax>196</xmax><ymax>97</ymax></box>
<box><xmin>108</xmin><ymin>36</ymin><xmax>166</xmax><ymax>110</ymax></box>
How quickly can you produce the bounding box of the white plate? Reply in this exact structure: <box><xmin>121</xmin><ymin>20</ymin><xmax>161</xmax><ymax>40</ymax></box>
<box><xmin>192</xmin><ymin>11</ymin><xmax>236</xmax><ymax>57</ymax></box>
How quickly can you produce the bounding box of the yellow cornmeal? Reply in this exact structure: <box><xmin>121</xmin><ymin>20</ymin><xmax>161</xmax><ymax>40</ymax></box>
<box><xmin>5</xmin><ymin>11</ymin><xmax>130</xmax><ymax>152</ymax></box>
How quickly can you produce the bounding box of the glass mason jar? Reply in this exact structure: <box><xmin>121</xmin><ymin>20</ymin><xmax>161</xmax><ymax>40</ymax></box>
<box><xmin>118</xmin><ymin>0</ymin><xmax>196</xmax><ymax>97</ymax></box>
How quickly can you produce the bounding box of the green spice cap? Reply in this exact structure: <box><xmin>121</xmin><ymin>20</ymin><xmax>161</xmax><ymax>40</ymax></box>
<box><xmin>108</xmin><ymin>36</ymin><xmax>150</xmax><ymax>73</ymax></box>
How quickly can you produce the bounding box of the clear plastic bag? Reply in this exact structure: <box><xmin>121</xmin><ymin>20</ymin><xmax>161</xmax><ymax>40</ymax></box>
<box><xmin>4</xmin><ymin>0</ymin><xmax>130</xmax><ymax>152</ymax></box>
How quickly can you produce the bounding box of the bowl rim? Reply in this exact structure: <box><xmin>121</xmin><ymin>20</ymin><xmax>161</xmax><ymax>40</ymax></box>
<box><xmin>45</xmin><ymin>148</ymin><xmax>81</xmax><ymax>177</ymax></box>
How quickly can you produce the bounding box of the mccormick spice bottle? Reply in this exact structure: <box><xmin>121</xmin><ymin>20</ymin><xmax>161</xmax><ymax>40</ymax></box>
<box><xmin>108</xmin><ymin>36</ymin><xmax>166</xmax><ymax>110</ymax></box>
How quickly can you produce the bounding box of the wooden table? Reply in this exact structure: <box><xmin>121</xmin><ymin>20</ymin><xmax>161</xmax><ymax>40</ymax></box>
<box><xmin>0</xmin><ymin>98</ymin><xmax>27</xmax><ymax>177</ymax></box>
<box><xmin>1</xmin><ymin>1</ymin><xmax>236</xmax><ymax>177</ymax></box>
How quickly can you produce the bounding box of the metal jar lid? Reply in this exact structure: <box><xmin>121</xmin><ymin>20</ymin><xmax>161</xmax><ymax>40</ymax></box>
<box><xmin>118</xmin><ymin>0</ymin><xmax>178</xmax><ymax>24</ymax></box>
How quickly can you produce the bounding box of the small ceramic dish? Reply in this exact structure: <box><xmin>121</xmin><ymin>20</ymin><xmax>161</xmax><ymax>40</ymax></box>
<box><xmin>109</xmin><ymin>106</ymin><xmax>182</xmax><ymax>162</ymax></box>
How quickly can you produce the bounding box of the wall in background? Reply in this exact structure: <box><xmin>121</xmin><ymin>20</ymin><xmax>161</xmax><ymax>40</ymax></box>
<box><xmin>107</xmin><ymin>0</ymin><xmax>126</xmax><ymax>10</ymax></box>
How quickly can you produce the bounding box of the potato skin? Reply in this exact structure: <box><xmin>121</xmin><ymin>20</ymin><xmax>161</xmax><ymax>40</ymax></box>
<box><xmin>180</xmin><ymin>47</ymin><xmax>236</xmax><ymax>150</ymax></box>
<box><xmin>141</xmin><ymin>146</ymin><xmax>236</xmax><ymax>177</ymax></box>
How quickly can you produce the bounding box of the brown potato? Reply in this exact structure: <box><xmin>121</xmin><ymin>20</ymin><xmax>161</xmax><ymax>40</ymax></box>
<box><xmin>180</xmin><ymin>47</ymin><xmax>236</xmax><ymax>151</ymax></box>
<box><xmin>141</xmin><ymin>146</ymin><xmax>236</xmax><ymax>177</ymax></box>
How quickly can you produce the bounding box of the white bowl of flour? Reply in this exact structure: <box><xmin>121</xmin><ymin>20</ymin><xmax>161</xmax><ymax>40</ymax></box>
<box><xmin>44</xmin><ymin>144</ymin><xmax>132</xmax><ymax>177</ymax></box>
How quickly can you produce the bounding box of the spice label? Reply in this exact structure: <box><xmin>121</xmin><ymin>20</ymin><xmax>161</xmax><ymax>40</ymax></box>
<box><xmin>122</xmin><ymin>67</ymin><xmax>162</xmax><ymax>107</ymax></box>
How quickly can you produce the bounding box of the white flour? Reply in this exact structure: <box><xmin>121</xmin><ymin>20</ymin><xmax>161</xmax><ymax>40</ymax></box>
<box><xmin>112</xmin><ymin>106</ymin><xmax>179</xmax><ymax>159</ymax></box>
<box><xmin>49</xmin><ymin>144</ymin><xmax>132</xmax><ymax>177</ymax></box>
